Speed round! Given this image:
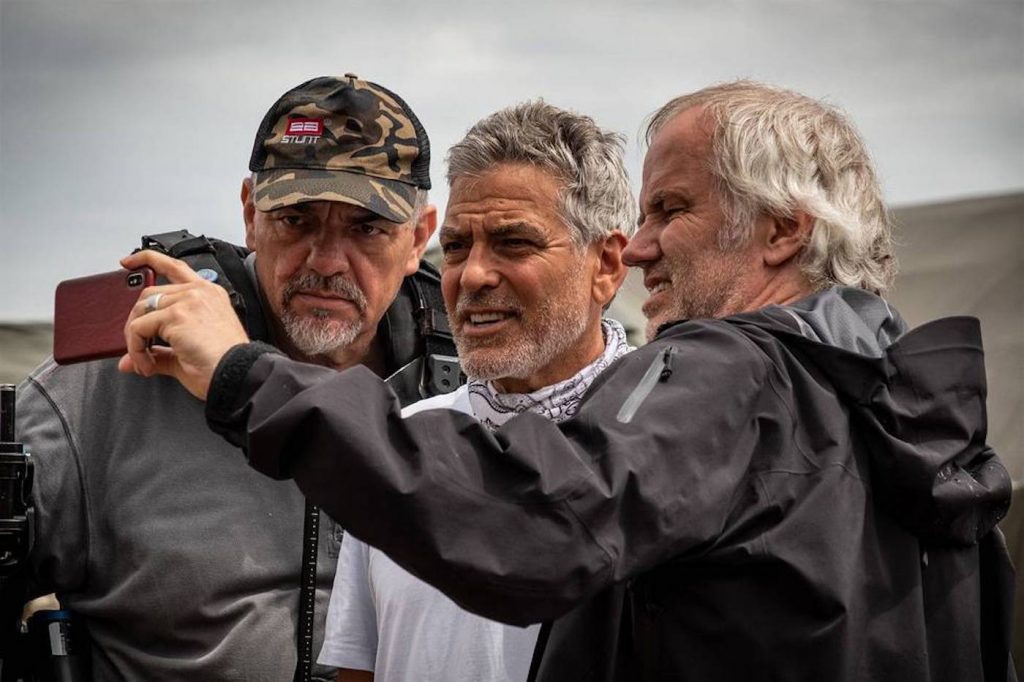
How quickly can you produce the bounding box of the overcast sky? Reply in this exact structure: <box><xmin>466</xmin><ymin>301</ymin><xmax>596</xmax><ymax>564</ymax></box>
<box><xmin>1</xmin><ymin>0</ymin><xmax>1022</xmax><ymax>321</ymax></box>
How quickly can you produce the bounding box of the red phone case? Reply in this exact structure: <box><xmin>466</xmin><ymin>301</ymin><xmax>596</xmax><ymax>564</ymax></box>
<box><xmin>53</xmin><ymin>268</ymin><xmax>155</xmax><ymax>365</ymax></box>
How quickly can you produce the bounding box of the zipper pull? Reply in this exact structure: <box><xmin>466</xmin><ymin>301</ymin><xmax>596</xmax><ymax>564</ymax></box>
<box><xmin>617</xmin><ymin>345</ymin><xmax>676</xmax><ymax>424</ymax></box>
<box><xmin>659</xmin><ymin>347</ymin><xmax>675</xmax><ymax>381</ymax></box>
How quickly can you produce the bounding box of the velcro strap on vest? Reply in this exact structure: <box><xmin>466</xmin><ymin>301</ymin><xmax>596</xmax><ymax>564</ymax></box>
<box><xmin>138</xmin><ymin>230</ymin><xmax>270</xmax><ymax>342</ymax></box>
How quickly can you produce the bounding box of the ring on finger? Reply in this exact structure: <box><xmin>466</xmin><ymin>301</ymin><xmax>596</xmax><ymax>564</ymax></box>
<box><xmin>144</xmin><ymin>293</ymin><xmax>163</xmax><ymax>315</ymax></box>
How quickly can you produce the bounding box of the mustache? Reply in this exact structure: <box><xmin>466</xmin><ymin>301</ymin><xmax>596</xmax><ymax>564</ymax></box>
<box><xmin>282</xmin><ymin>272</ymin><xmax>367</xmax><ymax>312</ymax></box>
<box><xmin>454</xmin><ymin>291</ymin><xmax>523</xmax><ymax>320</ymax></box>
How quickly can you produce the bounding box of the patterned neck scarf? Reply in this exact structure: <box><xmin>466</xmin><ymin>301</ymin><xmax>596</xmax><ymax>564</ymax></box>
<box><xmin>467</xmin><ymin>319</ymin><xmax>634</xmax><ymax>430</ymax></box>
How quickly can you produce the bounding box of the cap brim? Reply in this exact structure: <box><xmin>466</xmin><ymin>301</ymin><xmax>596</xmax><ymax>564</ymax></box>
<box><xmin>252</xmin><ymin>169</ymin><xmax>418</xmax><ymax>223</ymax></box>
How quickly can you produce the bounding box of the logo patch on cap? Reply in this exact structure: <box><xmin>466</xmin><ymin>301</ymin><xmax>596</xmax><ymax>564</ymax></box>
<box><xmin>283</xmin><ymin>118</ymin><xmax>324</xmax><ymax>144</ymax></box>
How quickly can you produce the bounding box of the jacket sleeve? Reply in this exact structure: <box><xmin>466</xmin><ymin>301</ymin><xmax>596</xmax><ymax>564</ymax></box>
<box><xmin>207</xmin><ymin>324</ymin><xmax>773</xmax><ymax>626</ymax></box>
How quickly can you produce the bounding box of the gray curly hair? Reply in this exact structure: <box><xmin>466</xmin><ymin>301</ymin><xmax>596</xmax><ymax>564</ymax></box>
<box><xmin>446</xmin><ymin>100</ymin><xmax>636</xmax><ymax>246</ymax></box>
<box><xmin>647</xmin><ymin>81</ymin><xmax>896</xmax><ymax>294</ymax></box>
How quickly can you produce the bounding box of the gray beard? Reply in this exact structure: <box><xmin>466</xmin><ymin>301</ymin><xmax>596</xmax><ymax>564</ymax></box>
<box><xmin>279</xmin><ymin>271</ymin><xmax>367</xmax><ymax>356</ymax></box>
<box><xmin>455</xmin><ymin>259</ymin><xmax>590</xmax><ymax>382</ymax></box>
<box><xmin>281</xmin><ymin>310</ymin><xmax>363</xmax><ymax>356</ymax></box>
<box><xmin>457</xmin><ymin>303</ymin><xmax>590</xmax><ymax>382</ymax></box>
<box><xmin>645</xmin><ymin>248</ymin><xmax>749</xmax><ymax>341</ymax></box>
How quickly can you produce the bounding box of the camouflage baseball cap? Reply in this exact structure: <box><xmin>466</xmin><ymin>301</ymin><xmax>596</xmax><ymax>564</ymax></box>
<box><xmin>248</xmin><ymin>73</ymin><xmax>431</xmax><ymax>223</ymax></box>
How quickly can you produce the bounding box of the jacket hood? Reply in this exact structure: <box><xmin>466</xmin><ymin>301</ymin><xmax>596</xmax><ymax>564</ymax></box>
<box><xmin>733</xmin><ymin>287</ymin><xmax>1010</xmax><ymax>547</ymax></box>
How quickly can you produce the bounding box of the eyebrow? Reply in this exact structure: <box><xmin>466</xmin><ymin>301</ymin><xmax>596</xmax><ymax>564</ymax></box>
<box><xmin>489</xmin><ymin>222</ymin><xmax>547</xmax><ymax>240</ymax></box>
<box><xmin>265</xmin><ymin>204</ymin><xmax>321</xmax><ymax>221</ymax></box>
<box><xmin>268</xmin><ymin>203</ymin><xmax>383</xmax><ymax>224</ymax></box>
<box><xmin>438</xmin><ymin>222</ymin><xmax>548</xmax><ymax>241</ymax></box>
<box><xmin>350</xmin><ymin>208</ymin><xmax>382</xmax><ymax>222</ymax></box>
<box><xmin>641</xmin><ymin>189</ymin><xmax>691</xmax><ymax>213</ymax></box>
<box><xmin>642</xmin><ymin>190</ymin><xmax>666</xmax><ymax>212</ymax></box>
<box><xmin>438</xmin><ymin>225</ymin><xmax>467</xmax><ymax>241</ymax></box>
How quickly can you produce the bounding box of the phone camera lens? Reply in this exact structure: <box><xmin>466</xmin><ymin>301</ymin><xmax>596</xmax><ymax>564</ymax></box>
<box><xmin>127</xmin><ymin>273</ymin><xmax>144</xmax><ymax>288</ymax></box>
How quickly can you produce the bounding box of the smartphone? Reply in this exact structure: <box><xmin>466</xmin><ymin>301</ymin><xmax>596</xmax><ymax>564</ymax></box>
<box><xmin>53</xmin><ymin>268</ymin><xmax>155</xmax><ymax>365</ymax></box>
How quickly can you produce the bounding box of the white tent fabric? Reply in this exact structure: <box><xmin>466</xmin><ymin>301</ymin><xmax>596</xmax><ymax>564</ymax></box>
<box><xmin>886</xmin><ymin>193</ymin><xmax>1022</xmax><ymax>481</ymax></box>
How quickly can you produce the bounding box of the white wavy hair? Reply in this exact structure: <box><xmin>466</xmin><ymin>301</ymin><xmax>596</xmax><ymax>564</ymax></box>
<box><xmin>446</xmin><ymin>100</ymin><xmax>636</xmax><ymax>246</ymax></box>
<box><xmin>647</xmin><ymin>81</ymin><xmax>896</xmax><ymax>294</ymax></box>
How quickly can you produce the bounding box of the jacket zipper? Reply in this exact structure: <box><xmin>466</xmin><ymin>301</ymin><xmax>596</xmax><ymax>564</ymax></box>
<box><xmin>616</xmin><ymin>346</ymin><xmax>676</xmax><ymax>424</ymax></box>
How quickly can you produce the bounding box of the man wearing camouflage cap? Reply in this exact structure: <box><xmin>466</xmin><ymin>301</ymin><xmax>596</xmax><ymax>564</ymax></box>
<box><xmin>15</xmin><ymin>74</ymin><xmax>443</xmax><ymax>681</ymax></box>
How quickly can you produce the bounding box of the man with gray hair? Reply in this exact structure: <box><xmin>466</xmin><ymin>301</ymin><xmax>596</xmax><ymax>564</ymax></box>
<box><xmin>318</xmin><ymin>100</ymin><xmax>635</xmax><ymax>682</ymax></box>
<box><xmin>121</xmin><ymin>81</ymin><xmax>1013</xmax><ymax>681</ymax></box>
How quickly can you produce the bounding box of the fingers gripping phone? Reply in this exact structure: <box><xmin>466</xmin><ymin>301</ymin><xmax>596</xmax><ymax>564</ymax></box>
<box><xmin>53</xmin><ymin>268</ymin><xmax>155</xmax><ymax>365</ymax></box>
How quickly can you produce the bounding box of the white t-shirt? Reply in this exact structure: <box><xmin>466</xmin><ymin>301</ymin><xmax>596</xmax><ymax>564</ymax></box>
<box><xmin>317</xmin><ymin>386</ymin><xmax>541</xmax><ymax>682</ymax></box>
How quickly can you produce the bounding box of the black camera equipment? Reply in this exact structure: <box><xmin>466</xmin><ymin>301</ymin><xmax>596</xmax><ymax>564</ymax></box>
<box><xmin>0</xmin><ymin>384</ymin><xmax>34</xmax><ymax>681</ymax></box>
<box><xmin>0</xmin><ymin>386</ymin><xmax>89</xmax><ymax>682</ymax></box>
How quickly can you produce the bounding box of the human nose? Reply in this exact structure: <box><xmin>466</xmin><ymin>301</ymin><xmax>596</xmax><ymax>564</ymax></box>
<box><xmin>622</xmin><ymin>221</ymin><xmax>660</xmax><ymax>268</ymax></box>
<box><xmin>305</xmin><ymin>228</ymin><xmax>351</xmax><ymax>276</ymax></box>
<box><xmin>458</xmin><ymin>244</ymin><xmax>500</xmax><ymax>293</ymax></box>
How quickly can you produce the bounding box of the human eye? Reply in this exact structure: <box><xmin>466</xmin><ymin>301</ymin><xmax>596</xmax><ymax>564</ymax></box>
<box><xmin>271</xmin><ymin>210</ymin><xmax>311</xmax><ymax>230</ymax></box>
<box><xmin>440</xmin><ymin>237</ymin><xmax>468</xmax><ymax>263</ymax></box>
<box><xmin>663</xmin><ymin>196</ymin><xmax>692</xmax><ymax>217</ymax></box>
<box><xmin>494</xmin><ymin>224</ymin><xmax>544</xmax><ymax>255</ymax></box>
<box><xmin>353</xmin><ymin>222</ymin><xmax>385</xmax><ymax>237</ymax></box>
<box><xmin>500</xmin><ymin>236</ymin><xmax>537</xmax><ymax>252</ymax></box>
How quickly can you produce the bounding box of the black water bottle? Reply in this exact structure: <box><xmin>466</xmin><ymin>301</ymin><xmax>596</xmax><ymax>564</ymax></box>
<box><xmin>25</xmin><ymin>610</ymin><xmax>90</xmax><ymax>682</ymax></box>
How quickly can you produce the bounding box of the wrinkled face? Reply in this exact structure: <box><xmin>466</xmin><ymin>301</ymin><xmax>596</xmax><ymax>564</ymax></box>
<box><xmin>245</xmin><ymin>197</ymin><xmax>423</xmax><ymax>360</ymax></box>
<box><xmin>624</xmin><ymin>106</ymin><xmax>758</xmax><ymax>340</ymax></box>
<box><xmin>440</xmin><ymin>164</ymin><xmax>601</xmax><ymax>392</ymax></box>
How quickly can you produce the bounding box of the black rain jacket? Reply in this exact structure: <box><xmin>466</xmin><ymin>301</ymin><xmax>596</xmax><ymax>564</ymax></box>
<box><xmin>207</xmin><ymin>288</ymin><xmax>1015</xmax><ymax>681</ymax></box>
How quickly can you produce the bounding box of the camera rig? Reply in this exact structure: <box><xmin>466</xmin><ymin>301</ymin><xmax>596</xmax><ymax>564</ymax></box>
<box><xmin>0</xmin><ymin>384</ymin><xmax>35</xmax><ymax>680</ymax></box>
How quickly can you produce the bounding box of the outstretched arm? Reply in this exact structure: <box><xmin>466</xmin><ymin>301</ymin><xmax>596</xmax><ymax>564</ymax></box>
<box><xmin>205</xmin><ymin>325</ymin><xmax>771</xmax><ymax>626</ymax></box>
<box><xmin>117</xmin><ymin>249</ymin><xmax>771</xmax><ymax>624</ymax></box>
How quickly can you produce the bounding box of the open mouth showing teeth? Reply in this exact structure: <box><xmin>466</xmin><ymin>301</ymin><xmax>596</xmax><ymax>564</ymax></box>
<box><xmin>649</xmin><ymin>281</ymin><xmax>671</xmax><ymax>294</ymax></box>
<box><xmin>467</xmin><ymin>312</ymin><xmax>511</xmax><ymax>327</ymax></box>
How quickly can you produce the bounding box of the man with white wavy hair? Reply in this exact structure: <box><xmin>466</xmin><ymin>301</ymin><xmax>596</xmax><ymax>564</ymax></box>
<box><xmin>120</xmin><ymin>81</ymin><xmax>1013</xmax><ymax>681</ymax></box>
<box><xmin>629</xmin><ymin>80</ymin><xmax>896</xmax><ymax>339</ymax></box>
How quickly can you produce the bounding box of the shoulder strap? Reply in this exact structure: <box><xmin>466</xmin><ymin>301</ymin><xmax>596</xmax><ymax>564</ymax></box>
<box><xmin>382</xmin><ymin>260</ymin><xmax>464</xmax><ymax>404</ymax></box>
<box><xmin>139</xmin><ymin>230</ymin><xmax>270</xmax><ymax>342</ymax></box>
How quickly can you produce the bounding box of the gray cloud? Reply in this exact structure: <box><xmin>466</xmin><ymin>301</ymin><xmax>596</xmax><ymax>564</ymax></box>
<box><xmin>1</xmin><ymin>0</ymin><xmax>1022</xmax><ymax>320</ymax></box>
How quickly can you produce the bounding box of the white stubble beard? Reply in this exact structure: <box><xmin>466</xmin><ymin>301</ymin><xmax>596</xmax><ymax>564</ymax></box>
<box><xmin>644</xmin><ymin>244</ymin><xmax>751</xmax><ymax>341</ymax></box>
<box><xmin>455</xmin><ymin>256</ymin><xmax>591</xmax><ymax>383</ymax></box>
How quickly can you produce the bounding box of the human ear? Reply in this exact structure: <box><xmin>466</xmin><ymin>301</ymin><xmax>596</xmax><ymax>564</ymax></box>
<box><xmin>591</xmin><ymin>231</ymin><xmax>629</xmax><ymax>307</ymax></box>
<box><xmin>241</xmin><ymin>178</ymin><xmax>257</xmax><ymax>251</ymax></box>
<box><xmin>405</xmin><ymin>204</ymin><xmax>438</xmax><ymax>275</ymax></box>
<box><xmin>763</xmin><ymin>210</ymin><xmax>814</xmax><ymax>268</ymax></box>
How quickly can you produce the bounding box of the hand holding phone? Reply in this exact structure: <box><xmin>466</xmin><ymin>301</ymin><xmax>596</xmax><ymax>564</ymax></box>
<box><xmin>118</xmin><ymin>249</ymin><xmax>250</xmax><ymax>400</ymax></box>
<box><xmin>53</xmin><ymin>268</ymin><xmax>155</xmax><ymax>365</ymax></box>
